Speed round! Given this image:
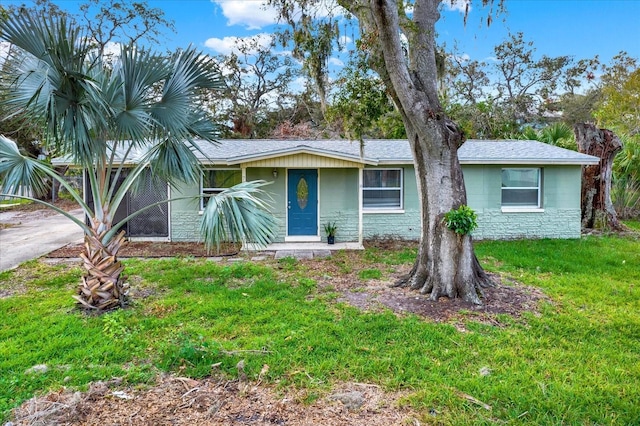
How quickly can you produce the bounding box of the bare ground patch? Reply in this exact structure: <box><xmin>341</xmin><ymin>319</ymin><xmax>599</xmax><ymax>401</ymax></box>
<box><xmin>10</xmin><ymin>375</ymin><xmax>418</xmax><ymax>426</ymax></box>
<box><xmin>334</xmin><ymin>272</ymin><xmax>548</xmax><ymax>326</ymax></box>
<box><xmin>301</xmin><ymin>251</ymin><xmax>549</xmax><ymax>326</ymax></box>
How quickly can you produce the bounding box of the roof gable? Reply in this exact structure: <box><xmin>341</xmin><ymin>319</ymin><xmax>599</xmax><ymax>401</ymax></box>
<box><xmin>243</xmin><ymin>152</ymin><xmax>366</xmax><ymax>168</ymax></box>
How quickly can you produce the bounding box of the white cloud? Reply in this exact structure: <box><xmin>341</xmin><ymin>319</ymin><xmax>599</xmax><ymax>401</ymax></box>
<box><xmin>328</xmin><ymin>57</ymin><xmax>344</xmax><ymax>67</ymax></box>
<box><xmin>103</xmin><ymin>41</ymin><xmax>121</xmax><ymax>57</ymax></box>
<box><xmin>444</xmin><ymin>0</ymin><xmax>471</xmax><ymax>13</ymax></box>
<box><xmin>204</xmin><ymin>33</ymin><xmax>273</xmax><ymax>55</ymax></box>
<box><xmin>339</xmin><ymin>35</ymin><xmax>352</xmax><ymax>46</ymax></box>
<box><xmin>212</xmin><ymin>0</ymin><xmax>347</xmax><ymax>30</ymax></box>
<box><xmin>290</xmin><ymin>76</ymin><xmax>308</xmax><ymax>93</ymax></box>
<box><xmin>311</xmin><ymin>0</ymin><xmax>344</xmax><ymax>19</ymax></box>
<box><xmin>451</xmin><ymin>53</ymin><xmax>470</xmax><ymax>63</ymax></box>
<box><xmin>212</xmin><ymin>0</ymin><xmax>280</xmax><ymax>30</ymax></box>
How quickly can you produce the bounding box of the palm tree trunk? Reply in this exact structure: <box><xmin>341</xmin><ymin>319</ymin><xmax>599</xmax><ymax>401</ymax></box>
<box><xmin>73</xmin><ymin>230</ymin><xmax>129</xmax><ymax>311</ymax></box>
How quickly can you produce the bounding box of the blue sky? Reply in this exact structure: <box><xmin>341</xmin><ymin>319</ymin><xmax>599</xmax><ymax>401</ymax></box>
<box><xmin>2</xmin><ymin>0</ymin><xmax>639</xmax><ymax>67</ymax></box>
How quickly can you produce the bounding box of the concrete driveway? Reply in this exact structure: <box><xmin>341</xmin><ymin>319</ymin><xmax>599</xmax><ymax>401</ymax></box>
<box><xmin>0</xmin><ymin>208</ymin><xmax>84</xmax><ymax>271</ymax></box>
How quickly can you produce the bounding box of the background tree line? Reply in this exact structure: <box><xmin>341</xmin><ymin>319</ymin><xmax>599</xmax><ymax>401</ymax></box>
<box><xmin>1</xmin><ymin>0</ymin><xmax>638</xmax><ymax>218</ymax></box>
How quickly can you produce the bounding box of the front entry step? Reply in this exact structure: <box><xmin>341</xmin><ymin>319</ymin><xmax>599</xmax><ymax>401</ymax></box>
<box><xmin>274</xmin><ymin>249</ymin><xmax>332</xmax><ymax>260</ymax></box>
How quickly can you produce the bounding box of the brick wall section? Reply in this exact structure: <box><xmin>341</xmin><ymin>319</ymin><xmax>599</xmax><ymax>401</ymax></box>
<box><xmin>473</xmin><ymin>208</ymin><xmax>581</xmax><ymax>240</ymax></box>
<box><xmin>170</xmin><ymin>211</ymin><xmax>202</xmax><ymax>241</ymax></box>
<box><xmin>168</xmin><ymin>164</ymin><xmax>584</xmax><ymax>242</ymax></box>
<box><xmin>363</xmin><ymin>209</ymin><xmax>421</xmax><ymax>240</ymax></box>
<box><xmin>169</xmin><ymin>196</ymin><xmax>582</xmax><ymax>242</ymax></box>
<box><xmin>321</xmin><ymin>210</ymin><xmax>358</xmax><ymax>243</ymax></box>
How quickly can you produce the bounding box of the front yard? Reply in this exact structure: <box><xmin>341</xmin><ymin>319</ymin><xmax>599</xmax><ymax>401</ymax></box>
<box><xmin>1</xmin><ymin>233</ymin><xmax>639</xmax><ymax>424</ymax></box>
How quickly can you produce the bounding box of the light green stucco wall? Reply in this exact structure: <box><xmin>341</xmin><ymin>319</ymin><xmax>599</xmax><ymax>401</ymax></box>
<box><xmin>463</xmin><ymin>165</ymin><xmax>583</xmax><ymax>239</ymax></box>
<box><xmin>362</xmin><ymin>165</ymin><xmax>421</xmax><ymax>240</ymax></box>
<box><xmin>168</xmin><ymin>164</ymin><xmax>584</xmax><ymax>242</ymax></box>
<box><xmin>170</xmin><ymin>179</ymin><xmax>203</xmax><ymax>242</ymax></box>
<box><xmin>319</xmin><ymin>168</ymin><xmax>359</xmax><ymax>242</ymax></box>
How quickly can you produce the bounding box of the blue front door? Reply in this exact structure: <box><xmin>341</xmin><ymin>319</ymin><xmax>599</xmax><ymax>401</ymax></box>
<box><xmin>287</xmin><ymin>169</ymin><xmax>318</xmax><ymax>236</ymax></box>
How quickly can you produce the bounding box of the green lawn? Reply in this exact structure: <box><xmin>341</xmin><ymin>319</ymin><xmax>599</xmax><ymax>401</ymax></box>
<box><xmin>1</xmin><ymin>234</ymin><xmax>639</xmax><ymax>424</ymax></box>
<box><xmin>624</xmin><ymin>219</ymin><xmax>640</xmax><ymax>231</ymax></box>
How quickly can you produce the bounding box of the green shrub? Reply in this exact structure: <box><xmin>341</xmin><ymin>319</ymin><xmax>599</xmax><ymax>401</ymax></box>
<box><xmin>443</xmin><ymin>205</ymin><xmax>478</xmax><ymax>235</ymax></box>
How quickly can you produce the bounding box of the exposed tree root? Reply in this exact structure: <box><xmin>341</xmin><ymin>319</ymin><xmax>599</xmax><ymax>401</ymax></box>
<box><xmin>393</xmin><ymin>253</ymin><xmax>494</xmax><ymax>305</ymax></box>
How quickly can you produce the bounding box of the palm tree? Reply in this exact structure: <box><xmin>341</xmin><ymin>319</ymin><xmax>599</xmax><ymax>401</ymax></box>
<box><xmin>0</xmin><ymin>11</ymin><xmax>277</xmax><ymax>311</ymax></box>
<box><xmin>515</xmin><ymin>123</ymin><xmax>576</xmax><ymax>151</ymax></box>
<box><xmin>539</xmin><ymin>122</ymin><xmax>576</xmax><ymax>150</ymax></box>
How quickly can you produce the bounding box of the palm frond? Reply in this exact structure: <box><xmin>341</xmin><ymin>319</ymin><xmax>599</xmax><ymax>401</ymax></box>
<box><xmin>185</xmin><ymin>109</ymin><xmax>222</xmax><ymax>142</ymax></box>
<box><xmin>0</xmin><ymin>10</ymin><xmax>109</xmax><ymax>167</ymax></box>
<box><xmin>151</xmin><ymin>47</ymin><xmax>223</xmax><ymax>136</ymax></box>
<box><xmin>540</xmin><ymin>122</ymin><xmax>573</xmax><ymax>145</ymax></box>
<box><xmin>168</xmin><ymin>46</ymin><xmax>225</xmax><ymax>90</ymax></box>
<box><xmin>108</xmin><ymin>46</ymin><xmax>170</xmax><ymax>143</ymax></box>
<box><xmin>0</xmin><ymin>135</ymin><xmax>49</xmax><ymax>197</ymax></box>
<box><xmin>145</xmin><ymin>138</ymin><xmax>202</xmax><ymax>186</ymax></box>
<box><xmin>200</xmin><ymin>181</ymin><xmax>278</xmax><ymax>252</ymax></box>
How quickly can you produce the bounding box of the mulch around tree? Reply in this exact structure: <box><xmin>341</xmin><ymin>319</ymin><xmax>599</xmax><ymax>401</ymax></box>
<box><xmin>47</xmin><ymin>241</ymin><xmax>242</xmax><ymax>258</ymax></box>
<box><xmin>47</xmin><ymin>239</ymin><xmax>549</xmax><ymax>325</ymax></box>
<box><xmin>10</xmin><ymin>375</ymin><xmax>420</xmax><ymax>426</ymax></box>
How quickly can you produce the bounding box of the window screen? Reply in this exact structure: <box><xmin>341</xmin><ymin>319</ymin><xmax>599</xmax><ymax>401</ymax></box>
<box><xmin>363</xmin><ymin>169</ymin><xmax>403</xmax><ymax>209</ymax></box>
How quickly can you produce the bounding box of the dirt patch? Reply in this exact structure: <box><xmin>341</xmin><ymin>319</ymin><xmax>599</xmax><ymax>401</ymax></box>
<box><xmin>47</xmin><ymin>241</ymin><xmax>242</xmax><ymax>258</ymax></box>
<box><xmin>10</xmin><ymin>375</ymin><xmax>418</xmax><ymax>426</ymax></box>
<box><xmin>301</xmin><ymin>250</ymin><xmax>549</xmax><ymax>326</ymax></box>
<box><xmin>328</xmin><ymin>268</ymin><xmax>547</xmax><ymax>325</ymax></box>
<box><xmin>47</xmin><ymin>241</ymin><xmax>548</xmax><ymax>324</ymax></box>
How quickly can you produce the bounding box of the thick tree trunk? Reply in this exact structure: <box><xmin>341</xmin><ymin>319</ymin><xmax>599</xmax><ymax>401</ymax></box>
<box><xmin>393</xmin><ymin>119</ymin><xmax>493</xmax><ymax>304</ymax></box>
<box><xmin>353</xmin><ymin>0</ymin><xmax>493</xmax><ymax>304</ymax></box>
<box><xmin>574</xmin><ymin>123</ymin><xmax>623</xmax><ymax>230</ymax></box>
<box><xmin>73</xmin><ymin>229</ymin><xmax>129</xmax><ymax>311</ymax></box>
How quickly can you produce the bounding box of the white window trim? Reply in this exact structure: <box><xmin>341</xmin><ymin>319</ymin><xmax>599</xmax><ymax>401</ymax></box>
<box><xmin>501</xmin><ymin>167</ymin><xmax>542</xmax><ymax>209</ymax></box>
<box><xmin>501</xmin><ymin>207</ymin><xmax>545</xmax><ymax>213</ymax></box>
<box><xmin>363</xmin><ymin>209</ymin><xmax>406</xmax><ymax>214</ymax></box>
<box><xmin>200</xmin><ymin>168</ymin><xmax>242</xmax><ymax>211</ymax></box>
<box><xmin>362</xmin><ymin>168</ymin><xmax>404</xmax><ymax>211</ymax></box>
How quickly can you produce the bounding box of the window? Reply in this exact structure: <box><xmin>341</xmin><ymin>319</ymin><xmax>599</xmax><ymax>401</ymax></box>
<box><xmin>363</xmin><ymin>169</ymin><xmax>403</xmax><ymax>209</ymax></box>
<box><xmin>201</xmin><ymin>169</ymin><xmax>242</xmax><ymax>209</ymax></box>
<box><xmin>501</xmin><ymin>168</ymin><xmax>541</xmax><ymax>208</ymax></box>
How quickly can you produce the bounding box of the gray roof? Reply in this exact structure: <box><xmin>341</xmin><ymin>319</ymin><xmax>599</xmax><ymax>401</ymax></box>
<box><xmin>196</xmin><ymin>138</ymin><xmax>599</xmax><ymax>166</ymax></box>
<box><xmin>457</xmin><ymin>140</ymin><xmax>599</xmax><ymax>165</ymax></box>
<box><xmin>53</xmin><ymin>139</ymin><xmax>600</xmax><ymax>166</ymax></box>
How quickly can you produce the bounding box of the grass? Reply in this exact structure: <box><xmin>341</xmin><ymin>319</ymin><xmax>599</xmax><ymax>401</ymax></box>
<box><xmin>623</xmin><ymin>219</ymin><xmax>640</xmax><ymax>231</ymax></box>
<box><xmin>1</xmin><ymin>235</ymin><xmax>640</xmax><ymax>424</ymax></box>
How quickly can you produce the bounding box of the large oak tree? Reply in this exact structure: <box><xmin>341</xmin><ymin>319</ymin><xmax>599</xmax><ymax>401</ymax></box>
<box><xmin>272</xmin><ymin>0</ymin><xmax>498</xmax><ymax>303</ymax></box>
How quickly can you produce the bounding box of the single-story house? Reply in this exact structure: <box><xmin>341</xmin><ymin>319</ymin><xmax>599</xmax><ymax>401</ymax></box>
<box><xmin>58</xmin><ymin>139</ymin><xmax>599</xmax><ymax>244</ymax></box>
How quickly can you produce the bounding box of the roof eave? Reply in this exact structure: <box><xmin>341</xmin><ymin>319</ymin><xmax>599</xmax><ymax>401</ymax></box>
<box><xmin>375</xmin><ymin>159</ymin><xmax>415</xmax><ymax>165</ymax></box>
<box><xmin>221</xmin><ymin>147</ymin><xmax>378</xmax><ymax>166</ymax></box>
<box><xmin>460</xmin><ymin>159</ymin><xmax>600</xmax><ymax>165</ymax></box>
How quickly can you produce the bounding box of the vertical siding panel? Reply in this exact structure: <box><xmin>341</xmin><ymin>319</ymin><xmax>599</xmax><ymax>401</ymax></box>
<box><xmin>242</xmin><ymin>154</ymin><xmax>363</xmax><ymax>169</ymax></box>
